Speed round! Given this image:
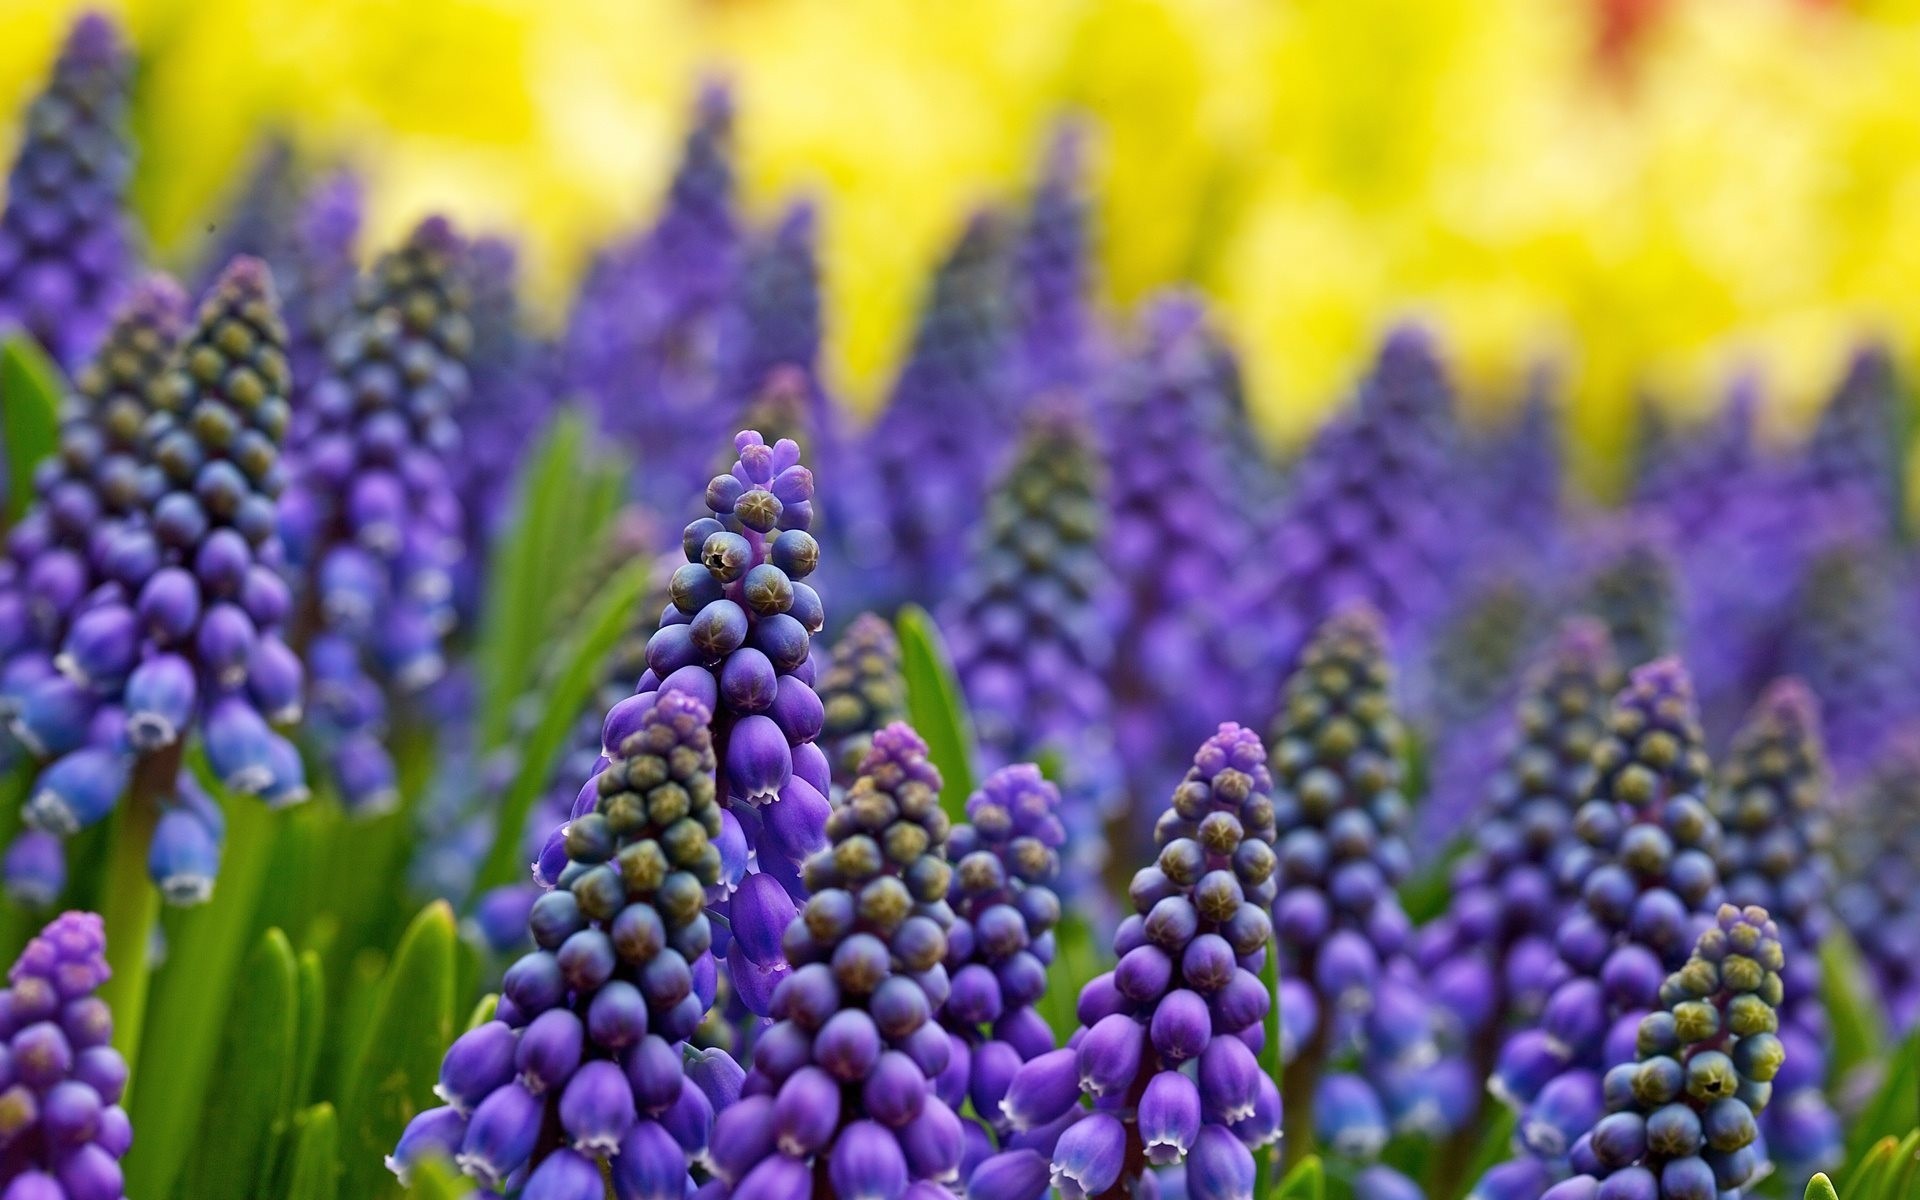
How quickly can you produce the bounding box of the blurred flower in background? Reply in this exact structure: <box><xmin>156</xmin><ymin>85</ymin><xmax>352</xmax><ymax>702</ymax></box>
<box><xmin>3</xmin><ymin>0</ymin><xmax>1916</xmax><ymax>489</ymax></box>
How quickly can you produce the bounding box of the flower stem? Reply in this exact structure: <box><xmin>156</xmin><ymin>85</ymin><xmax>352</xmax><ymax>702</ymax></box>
<box><xmin>98</xmin><ymin>745</ymin><xmax>177</xmax><ymax>1099</ymax></box>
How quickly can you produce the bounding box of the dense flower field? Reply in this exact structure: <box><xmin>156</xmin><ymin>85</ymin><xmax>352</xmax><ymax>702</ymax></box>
<box><xmin>0</xmin><ymin>10</ymin><xmax>1915</xmax><ymax>1200</ymax></box>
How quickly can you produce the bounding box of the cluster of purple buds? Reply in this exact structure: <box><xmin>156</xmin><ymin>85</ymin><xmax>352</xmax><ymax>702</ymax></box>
<box><xmin>1264</xmin><ymin>606</ymin><xmax>1447</xmax><ymax>1165</ymax></box>
<box><xmin>1833</xmin><ymin>729</ymin><xmax>1920</xmax><ymax>1032</ymax></box>
<box><xmin>0</xmin><ymin>912</ymin><xmax>132</xmax><ymax>1199</ymax></box>
<box><xmin>1709</xmin><ymin>680</ymin><xmax>1838</xmax><ymax>1174</ymax></box>
<box><xmin>819</xmin><ymin>613</ymin><xmax>906</xmax><ymax>793</ymax></box>
<box><xmin>631</xmin><ymin>428</ymin><xmax>825</xmax><ymax>909</ymax></box>
<box><xmin>936</xmin><ymin>764</ymin><xmax>1064</xmax><ymax>1174</ymax></box>
<box><xmin>974</xmin><ymin>722</ymin><xmax>1280</xmax><ymax>1200</ymax></box>
<box><xmin>846</xmin><ymin>212</ymin><xmax>1009</xmax><ymax>610</ymax></box>
<box><xmin>1417</xmin><ymin>620</ymin><xmax>1622</xmax><ymax>1049</ymax></box>
<box><xmin>0</xmin><ymin>12</ymin><xmax>133</xmax><ymax>372</ymax></box>
<box><xmin>719</xmin><ymin>199</ymin><xmax>823</xmax><ymax>419</ymax></box>
<box><xmin>8</xmin><ymin>260</ymin><xmax>305</xmax><ymax>901</ymax></box>
<box><xmin>1006</xmin><ymin>120</ymin><xmax>1100</xmax><ymax>403</ymax></box>
<box><xmin>1480</xmin><ymin>659</ymin><xmax>1723</xmax><ymax>1198</ymax></box>
<box><xmin>1102</xmin><ymin>295</ymin><xmax>1261</xmax><ymax>831</ymax></box>
<box><xmin>277</xmin><ymin>170</ymin><xmax>363</xmax><ymax>406</ymax></box>
<box><xmin>711</xmin><ymin>723</ymin><xmax>962</xmax><ymax>1199</ymax></box>
<box><xmin>944</xmin><ymin>407</ymin><xmax>1117</xmax><ymax>898</ymax></box>
<box><xmin>390</xmin><ymin>690</ymin><xmax>730</xmax><ymax>1196</ymax></box>
<box><xmin>285</xmin><ymin>217</ymin><xmax>470</xmax><ymax>814</ymax></box>
<box><xmin>1540</xmin><ymin>904</ymin><xmax>1785</xmax><ymax>1200</ymax></box>
<box><xmin>1574</xmin><ymin>517</ymin><xmax>1677</xmax><ymax>673</ymax></box>
<box><xmin>1782</xmin><ymin>532</ymin><xmax>1916</xmax><ymax>781</ymax></box>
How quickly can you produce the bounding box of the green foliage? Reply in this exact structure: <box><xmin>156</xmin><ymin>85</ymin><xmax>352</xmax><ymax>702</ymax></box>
<box><xmin>405</xmin><ymin>1156</ymin><xmax>476</xmax><ymax>1199</ymax></box>
<box><xmin>896</xmin><ymin>604</ymin><xmax>978</xmax><ymax>820</ymax></box>
<box><xmin>1276</xmin><ymin>1155</ymin><xmax>1326</xmax><ymax>1200</ymax></box>
<box><xmin>179</xmin><ymin>929</ymin><xmax>302</xmax><ymax>1198</ymax></box>
<box><xmin>1805</xmin><ymin>1173</ymin><xmax>1840</xmax><ymax>1200</ymax></box>
<box><xmin>0</xmin><ymin>333</ymin><xmax>63</xmax><ymax>520</ymax></box>
<box><xmin>1822</xmin><ymin>926</ymin><xmax>1892</xmax><ymax>1090</ymax></box>
<box><xmin>472</xmin><ymin>556</ymin><xmax>651</xmax><ymax>892</ymax></box>
<box><xmin>474</xmin><ymin>408</ymin><xmax>627</xmax><ymax>750</ymax></box>
<box><xmin>1255</xmin><ymin>939</ymin><xmax>1285</xmax><ymax>1197</ymax></box>
<box><xmin>283</xmin><ymin>1104</ymin><xmax>340</xmax><ymax>1200</ymax></box>
<box><xmin>1846</xmin><ymin>1024</ymin><xmax>1920</xmax><ymax>1172</ymax></box>
<box><xmin>339</xmin><ymin>902</ymin><xmax>459</xmax><ymax>1200</ymax></box>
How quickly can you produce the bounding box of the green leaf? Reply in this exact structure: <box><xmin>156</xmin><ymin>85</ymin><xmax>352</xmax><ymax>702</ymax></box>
<box><xmin>1848</xmin><ymin>1025</ymin><xmax>1920</xmax><ymax>1170</ymax></box>
<box><xmin>0</xmin><ymin>334</ymin><xmax>64</xmax><ymax>520</ymax></box>
<box><xmin>179</xmin><ymin>928</ymin><xmax>301</xmax><ymax>1199</ymax></box>
<box><xmin>1255</xmin><ymin>935</ymin><xmax>1284</xmax><ymax>1198</ymax></box>
<box><xmin>339</xmin><ymin>902</ymin><xmax>458</xmax><ymax>1200</ymax></box>
<box><xmin>406</xmin><ymin>1156</ymin><xmax>476</xmax><ymax>1199</ymax></box>
<box><xmin>1035</xmin><ymin>912</ymin><xmax>1104</xmax><ymax>1043</ymax></box>
<box><xmin>474</xmin><ymin>408</ymin><xmax>626</xmax><ymax>749</ymax></box>
<box><xmin>464</xmin><ymin>994</ymin><xmax>498</xmax><ymax>1032</ymax></box>
<box><xmin>1803</xmin><ymin>1173</ymin><xmax>1839</xmax><ymax>1200</ymax></box>
<box><xmin>292</xmin><ymin>949</ymin><xmax>327</xmax><ymax>1113</ymax></box>
<box><xmin>126</xmin><ymin>794</ymin><xmax>278</xmax><ymax>1199</ymax></box>
<box><xmin>896</xmin><ymin>604</ymin><xmax>977</xmax><ymax>819</ymax></box>
<box><xmin>473</xmin><ymin>557</ymin><xmax>651</xmax><ymax>892</ymax></box>
<box><xmin>1822</xmin><ymin>926</ymin><xmax>1891</xmax><ymax>1091</ymax></box>
<box><xmin>1879</xmin><ymin>1130</ymin><xmax>1920</xmax><ymax>1200</ymax></box>
<box><xmin>1396</xmin><ymin>833</ymin><xmax>1470</xmax><ymax>925</ymax></box>
<box><xmin>1848</xmin><ymin>1136</ymin><xmax>1900</xmax><ymax>1200</ymax></box>
<box><xmin>1458</xmin><ymin>1104</ymin><xmax>1519</xmax><ymax>1197</ymax></box>
<box><xmin>283</xmin><ymin>1103</ymin><xmax>340</xmax><ymax>1200</ymax></box>
<box><xmin>1275</xmin><ymin>1155</ymin><xmax>1325</xmax><ymax>1200</ymax></box>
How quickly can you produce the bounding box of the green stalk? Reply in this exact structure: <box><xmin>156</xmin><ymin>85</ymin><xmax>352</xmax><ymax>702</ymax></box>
<box><xmin>97</xmin><ymin>745</ymin><xmax>177</xmax><ymax>1089</ymax></box>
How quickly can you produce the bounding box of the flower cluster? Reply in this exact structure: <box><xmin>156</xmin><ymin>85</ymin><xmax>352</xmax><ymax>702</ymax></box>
<box><xmin>1246</xmin><ymin>328</ymin><xmax>1459</xmax><ymax>681</ymax></box>
<box><xmin>1417</xmin><ymin>619</ymin><xmax>1622</xmax><ymax>1049</ymax></box>
<box><xmin>819</xmin><ymin>612</ymin><xmax>906</xmax><ymax>792</ymax></box>
<box><xmin>711</xmin><ymin>722</ymin><xmax>963</xmax><ymax>1198</ymax></box>
<box><xmin>1541</xmin><ymin>904</ymin><xmax>1785</xmax><ymax>1200</ymax></box>
<box><xmin>720</xmin><ymin>199</ymin><xmax>824</xmax><ymax>419</ymax></box>
<box><xmin>1482</xmin><ymin>658</ymin><xmax>1723</xmax><ymax>1196</ymax></box>
<box><xmin>1833</xmin><ymin>729</ymin><xmax>1920</xmax><ymax>1033</ymax></box>
<box><xmin>1264</xmin><ymin>606</ymin><xmax>1441</xmax><ymax>1173</ymax></box>
<box><xmin>1007</xmin><ymin>120</ymin><xmax>1100</xmax><ymax>403</ymax></box>
<box><xmin>285</xmin><ymin>216</ymin><xmax>471</xmax><ymax>815</ymax></box>
<box><xmin>979</xmin><ymin>722</ymin><xmax>1279</xmax><ymax>1200</ymax></box>
<box><xmin>0</xmin><ymin>12</ymin><xmax>133</xmax><ymax>372</ymax></box>
<box><xmin>1781</xmin><ymin>533</ymin><xmax>1917</xmax><ymax>781</ymax></box>
<box><xmin>277</xmin><ymin>171</ymin><xmax>363</xmax><ymax>403</ymax></box>
<box><xmin>1576</xmin><ymin>517</ymin><xmax>1677</xmax><ymax>673</ymax></box>
<box><xmin>390</xmin><ymin>690</ymin><xmax>727</xmax><ymax>1194</ymax></box>
<box><xmin>0</xmin><ymin>912</ymin><xmax>131</xmax><ymax>1200</ymax></box>
<box><xmin>936</xmin><ymin>764</ymin><xmax>1064</xmax><ymax>1173</ymax></box>
<box><xmin>635</xmin><ymin>428</ymin><xmax>825</xmax><ymax>910</ymax></box>
<box><xmin>1102</xmin><ymin>295</ymin><xmax>1261</xmax><ymax>827</ymax></box>
<box><xmin>944</xmin><ymin>406</ymin><xmax>1117</xmax><ymax>898</ymax></box>
<box><xmin>1710</xmin><ymin>680</ymin><xmax>1839</xmax><ymax>1175</ymax></box>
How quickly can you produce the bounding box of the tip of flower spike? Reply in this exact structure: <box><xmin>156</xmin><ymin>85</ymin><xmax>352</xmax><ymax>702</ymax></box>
<box><xmin>10</xmin><ymin>911</ymin><xmax>109</xmax><ymax>994</ymax></box>
<box><xmin>1621</xmin><ymin>656</ymin><xmax>1697</xmax><ymax>717</ymax></box>
<box><xmin>1749</xmin><ymin>677</ymin><xmax>1822</xmax><ymax>744</ymax></box>
<box><xmin>205</xmin><ymin>255</ymin><xmax>279</xmax><ymax>311</ymax></box>
<box><xmin>61</xmin><ymin>11</ymin><xmax>125</xmax><ymax>68</ymax></box>
<box><xmin>1039</xmin><ymin>115</ymin><xmax>1089</xmax><ymax>184</ymax></box>
<box><xmin>1193</xmin><ymin>721</ymin><xmax>1268</xmax><ymax>780</ymax></box>
<box><xmin>860</xmin><ymin>722</ymin><xmax>941</xmax><ymax>788</ymax></box>
<box><xmin>775</xmin><ymin>196</ymin><xmax>818</xmax><ymax>245</ymax></box>
<box><xmin>120</xmin><ymin>274</ymin><xmax>191</xmax><ymax>335</ymax></box>
<box><xmin>693</xmin><ymin>74</ymin><xmax>735</xmax><ymax>128</ymax></box>
<box><xmin>408</xmin><ymin>215</ymin><xmax>465</xmax><ymax>257</ymax></box>
<box><xmin>1143</xmin><ymin>288</ymin><xmax>1208</xmax><ymax>348</ymax></box>
<box><xmin>1311</xmin><ymin>602</ymin><xmax>1390</xmax><ymax>660</ymax></box>
<box><xmin>1543</xmin><ymin>617</ymin><xmax>1616</xmax><ymax>676</ymax></box>
<box><xmin>298</xmin><ymin>171</ymin><xmax>365</xmax><ymax>249</ymax></box>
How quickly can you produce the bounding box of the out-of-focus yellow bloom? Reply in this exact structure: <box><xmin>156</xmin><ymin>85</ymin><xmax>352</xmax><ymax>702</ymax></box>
<box><xmin>0</xmin><ymin>0</ymin><xmax>1915</xmax><ymax>481</ymax></box>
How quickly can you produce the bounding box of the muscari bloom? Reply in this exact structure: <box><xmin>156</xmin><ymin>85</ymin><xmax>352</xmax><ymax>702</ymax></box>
<box><xmin>0</xmin><ymin>911</ymin><xmax>132</xmax><ymax>1200</ymax></box>
<box><xmin>819</xmin><ymin>613</ymin><xmax>906</xmax><ymax>793</ymax></box>
<box><xmin>1416</xmin><ymin>620</ymin><xmax>1622</xmax><ymax>1056</ymax></box>
<box><xmin>0</xmin><ymin>11</ymin><xmax>134</xmax><ymax>372</ymax></box>
<box><xmin>1538</xmin><ymin>905</ymin><xmax>1786</xmax><ymax>1200</ymax></box>
<box><xmin>844</xmin><ymin>211</ymin><xmax>1011</xmax><ymax>611</ymax></box>
<box><xmin>1710</xmin><ymin>680</ymin><xmax>1839</xmax><ymax>1178</ymax></box>
<box><xmin>1833</xmin><ymin>728</ymin><xmax>1920</xmax><ymax>1034</ymax></box>
<box><xmin>935</xmin><ymin>764</ymin><xmax>1064</xmax><ymax>1176</ymax></box>
<box><xmin>1102</xmin><ymin>295</ymin><xmax>1262</xmax><ymax>839</ymax></box>
<box><xmin>622</xmin><ymin>427</ymin><xmax>824</xmax><ymax>1012</ymax></box>
<box><xmin>714</xmin><ymin>723</ymin><xmax>962</xmax><ymax>1199</ymax></box>
<box><xmin>943</xmin><ymin>405</ymin><xmax>1117</xmax><ymax>901</ymax></box>
<box><xmin>1244</xmin><ymin>328</ymin><xmax>1460</xmax><ymax>689</ymax></box>
<box><xmin>283</xmin><ymin>216</ymin><xmax>471</xmax><ymax>815</ymax></box>
<box><xmin>1574</xmin><ymin>516</ymin><xmax>1677</xmax><ymax>675</ymax></box>
<box><xmin>975</xmin><ymin>722</ymin><xmax>1280</xmax><ymax>1200</ymax></box>
<box><xmin>190</xmin><ymin>136</ymin><xmax>302</xmax><ymax>294</ymax></box>
<box><xmin>567</xmin><ymin>81</ymin><xmax>741</xmax><ymax>515</ymax></box>
<box><xmin>1478</xmin><ymin>659</ymin><xmax>1723</xmax><ymax>1199</ymax></box>
<box><xmin>1264</xmin><ymin>606</ymin><xmax>1441</xmax><ymax>1180</ymax></box>
<box><xmin>278</xmin><ymin>170</ymin><xmax>364</xmax><ymax>405</ymax></box>
<box><xmin>1006</xmin><ymin>119</ymin><xmax>1102</xmax><ymax>404</ymax></box>
<box><xmin>391</xmin><ymin>690</ymin><xmax>729</xmax><ymax>1196</ymax></box>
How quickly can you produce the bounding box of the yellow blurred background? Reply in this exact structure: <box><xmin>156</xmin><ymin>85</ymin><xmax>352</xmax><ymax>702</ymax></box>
<box><xmin>2</xmin><ymin>0</ymin><xmax>1918</xmax><ymax>480</ymax></box>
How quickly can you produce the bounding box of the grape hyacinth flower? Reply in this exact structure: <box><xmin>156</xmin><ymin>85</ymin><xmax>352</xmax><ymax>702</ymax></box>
<box><xmin>974</xmin><ymin>723</ymin><xmax>1280</xmax><ymax>1200</ymax></box>
<box><xmin>715</xmin><ymin>723</ymin><xmax>963</xmax><ymax>1197</ymax></box>
<box><xmin>190</xmin><ymin>136</ymin><xmax>301</xmax><ymax>292</ymax></box>
<box><xmin>633</xmin><ymin>427</ymin><xmax>825</xmax><ymax>926</ymax></box>
<box><xmin>391</xmin><ymin>691</ymin><xmax>727</xmax><ymax>1194</ymax></box>
<box><xmin>1574</xmin><ymin>516</ymin><xmax>1677</xmax><ymax>673</ymax></box>
<box><xmin>1797</xmin><ymin>344</ymin><xmax>1903</xmax><ymax>540</ymax></box>
<box><xmin>0</xmin><ymin>912</ymin><xmax>132</xmax><ymax>1198</ymax></box>
<box><xmin>278</xmin><ymin>170</ymin><xmax>363</xmax><ymax>405</ymax></box>
<box><xmin>1537</xmin><ymin>905</ymin><xmax>1785</xmax><ymax>1200</ymax></box>
<box><xmin>284</xmin><ymin>216</ymin><xmax>471</xmax><ymax>815</ymax></box>
<box><xmin>1479</xmin><ymin>659</ymin><xmax>1723</xmax><ymax>1198</ymax></box>
<box><xmin>1710</xmin><ymin>680</ymin><xmax>1839</xmax><ymax>1178</ymax></box>
<box><xmin>0</xmin><ymin>11</ymin><xmax>134</xmax><ymax>372</ymax></box>
<box><xmin>719</xmin><ymin>199</ymin><xmax>825</xmax><ymax>426</ymax></box>
<box><xmin>1103</xmin><ymin>295</ymin><xmax>1262</xmax><ymax>836</ymax></box>
<box><xmin>819</xmin><ymin>613</ymin><xmax>906</xmax><ymax>793</ymax></box>
<box><xmin>1415</xmin><ymin>620</ymin><xmax>1622</xmax><ymax>1059</ymax></box>
<box><xmin>845</xmin><ymin>211</ymin><xmax>1010</xmax><ymax>610</ymax></box>
<box><xmin>1263</xmin><ymin>606</ymin><xmax>1439</xmax><ymax>1180</ymax></box>
<box><xmin>1461</xmin><ymin>382</ymin><xmax>1564</xmax><ymax>572</ymax></box>
<box><xmin>1833</xmin><ymin>729</ymin><xmax>1920</xmax><ymax>1033</ymax></box>
<box><xmin>1244</xmin><ymin>327</ymin><xmax>1460</xmax><ymax>688</ymax></box>
<box><xmin>1006</xmin><ymin>120</ymin><xmax>1102</xmax><ymax>403</ymax></box>
<box><xmin>943</xmin><ymin>405</ymin><xmax>1117</xmax><ymax>900</ymax></box>
<box><xmin>937</xmin><ymin>764</ymin><xmax>1064</xmax><ymax>1174</ymax></box>
<box><xmin>567</xmin><ymin>81</ymin><xmax>741</xmax><ymax>514</ymax></box>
